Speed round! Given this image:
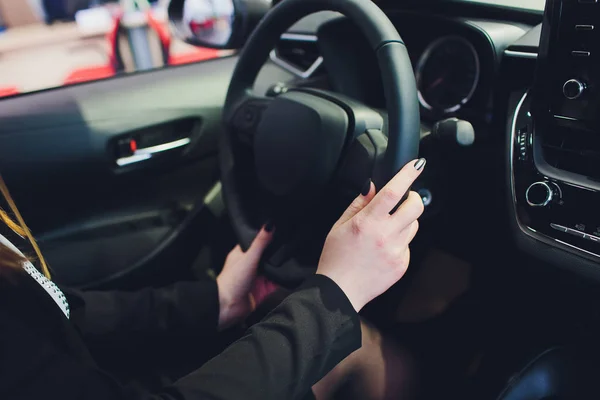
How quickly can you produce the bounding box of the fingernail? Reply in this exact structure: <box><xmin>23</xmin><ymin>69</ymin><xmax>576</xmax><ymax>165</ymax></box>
<box><xmin>360</xmin><ymin>179</ymin><xmax>371</xmax><ymax>196</ymax></box>
<box><xmin>265</xmin><ymin>221</ymin><xmax>275</xmax><ymax>232</ymax></box>
<box><xmin>414</xmin><ymin>158</ymin><xmax>426</xmax><ymax>171</ymax></box>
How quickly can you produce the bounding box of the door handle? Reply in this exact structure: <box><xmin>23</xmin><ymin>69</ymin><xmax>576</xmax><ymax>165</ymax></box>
<box><xmin>116</xmin><ymin>138</ymin><xmax>191</xmax><ymax>167</ymax></box>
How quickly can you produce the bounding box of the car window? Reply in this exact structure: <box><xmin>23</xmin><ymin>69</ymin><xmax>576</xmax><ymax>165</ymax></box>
<box><xmin>0</xmin><ymin>0</ymin><xmax>233</xmax><ymax>98</ymax></box>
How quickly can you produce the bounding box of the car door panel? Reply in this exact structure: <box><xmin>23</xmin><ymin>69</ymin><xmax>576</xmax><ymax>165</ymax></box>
<box><xmin>0</xmin><ymin>57</ymin><xmax>230</xmax><ymax>287</ymax></box>
<box><xmin>0</xmin><ymin>53</ymin><xmax>293</xmax><ymax>288</ymax></box>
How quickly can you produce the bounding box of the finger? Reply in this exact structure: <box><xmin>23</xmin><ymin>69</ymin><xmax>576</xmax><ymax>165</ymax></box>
<box><xmin>399</xmin><ymin>247</ymin><xmax>411</xmax><ymax>275</ymax></box>
<box><xmin>225</xmin><ymin>245</ymin><xmax>243</xmax><ymax>263</ymax></box>
<box><xmin>391</xmin><ymin>221</ymin><xmax>418</xmax><ymax>261</ymax></box>
<box><xmin>362</xmin><ymin>158</ymin><xmax>426</xmax><ymax>219</ymax></box>
<box><xmin>397</xmin><ymin>220</ymin><xmax>419</xmax><ymax>245</ymax></box>
<box><xmin>391</xmin><ymin>191</ymin><xmax>425</xmax><ymax>231</ymax></box>
<box><xmin>246</xmin><ymin>225</ymin><xmax>274</xmax><ymax>259</ymax></box>
<box><xmin>228</xmin><ymin>245</ymin><xmax>243</xmax><ymax>256</ymax></box>
<box><xmin>334</xmin><ymin>179</ymin><xmax>376</xmax><ymax>228</ymax></box>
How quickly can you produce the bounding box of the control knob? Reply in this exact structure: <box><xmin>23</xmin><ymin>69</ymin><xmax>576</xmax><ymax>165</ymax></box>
<box><xmin>526</xmin><ymin>181</ymin><xmax>561</xmax><ymax>207</ymax></box>
<box><xmin>563</xmin><ymin>79</ymin><xmax>586</xmax><ymax>100</ymax></box>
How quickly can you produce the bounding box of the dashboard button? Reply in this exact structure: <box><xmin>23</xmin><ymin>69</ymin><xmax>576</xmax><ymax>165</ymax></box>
<box><xmin>550</xmin><ymin>223</ymin><xmax>568</xmax><ymax>233</ymax></box>
<box><xmin>566</xmin><ymin>228</ymin><xmax>586</xmax><ymax>238</ymax></box>
<box><xmin>517</xmin><ymin>128</ymin><xmax>530</xmax><ymax>161</ymax></box>
<box><xmin>587</xmin><ymin>234</ymin><xmax>600</xmax><ymax>243</ymax></box>
<box><xmin>572</xmin><ymin>50</ymin><xmax>591</xmax><ymax>57</ymax></box>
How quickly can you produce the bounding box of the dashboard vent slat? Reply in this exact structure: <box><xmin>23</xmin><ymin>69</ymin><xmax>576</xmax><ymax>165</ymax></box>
<box><xmin>541</xmin><ymin>126</ymin><xmax>600</xmax><ymax>179</ymax></box>
<box><xmin>270</xmin><ymin>34</ymin><xmax>324</xmax><ymax>78</ymax></box>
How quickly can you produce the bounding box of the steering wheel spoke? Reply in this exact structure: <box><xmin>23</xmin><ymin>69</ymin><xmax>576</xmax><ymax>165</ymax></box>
<box><xmin>261</xmin><ymin>216</ymin><xmax>330</xmax><ymax>287</ymax></box>
<box><xmin>228</xmin><ymin>93</ymin><xmax>272</xmax><ymax>145</ymax></box>
<box><xmin>336</xmin><ymin>128</ymin><xmax>388</xmax><ymax>195</ymax></box>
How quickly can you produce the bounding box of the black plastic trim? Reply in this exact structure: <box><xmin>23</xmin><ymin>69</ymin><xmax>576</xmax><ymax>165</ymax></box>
<box><xmin>507</xmin><ymin>91</ymin><xmax>600</xmax><ymax>282</ymax></box>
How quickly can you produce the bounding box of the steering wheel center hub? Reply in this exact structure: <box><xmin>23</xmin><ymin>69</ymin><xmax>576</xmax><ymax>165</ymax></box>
<box><xmin>254</xmin><ymin>91</ymin><xmax>349</xmax><ymax>197</ymax></box>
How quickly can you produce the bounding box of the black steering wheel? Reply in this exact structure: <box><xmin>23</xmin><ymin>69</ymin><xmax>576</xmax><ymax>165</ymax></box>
<box><xmin>220</xmin><ymin>0</ymin><xmax>420</xmax><ymax>288</ymax></box>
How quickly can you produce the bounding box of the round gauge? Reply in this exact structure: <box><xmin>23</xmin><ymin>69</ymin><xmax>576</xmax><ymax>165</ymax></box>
<box><xmin>415</xmin><ymin>36</ymin><xmax>480</xmax><ymax>114</ymax></box>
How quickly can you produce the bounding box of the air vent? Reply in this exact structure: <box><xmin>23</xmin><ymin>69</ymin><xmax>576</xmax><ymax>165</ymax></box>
<box><xmin>541</xmin><ymin>126</ymin><xmax>600</xmax><ymax>180</ymax></box>
<box><xmin>270</xmin><ymin>33</ymin><xmax>323</xmax><ymax>78</ymax></box>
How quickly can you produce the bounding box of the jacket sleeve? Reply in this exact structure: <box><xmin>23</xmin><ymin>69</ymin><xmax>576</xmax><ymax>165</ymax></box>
<box><xmin>164</xmin><ymin>274</ymin><xmax>362</xmax><ymax>400</ymax></box>
<box><xmin>64</xmin><ymin>280</ymin><xmax>221</xmax><ymax>346</ymax></box>
<box><xmin>2</xmin><ymin>274</ymin><xmax>361</xmax><ymax>400</ymax></box>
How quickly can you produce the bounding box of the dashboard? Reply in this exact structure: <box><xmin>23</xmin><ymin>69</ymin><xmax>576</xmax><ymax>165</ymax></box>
<box><xmin>271</xmin><ymin>11</ymin><xmax>529</xmax><ymax>124</ymax></box>
<box><xmin>264</xmin><ymin>2</ymin><xmax>600</xmax><ymax>283</ymax></box>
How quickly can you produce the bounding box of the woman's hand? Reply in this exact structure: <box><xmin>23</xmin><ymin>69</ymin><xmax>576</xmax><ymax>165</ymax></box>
<box><xmin>217</xmin><ymin>226</ymin><xmax>275</xmax><ymax>329</ymax></box>
<box><xmin>317</xmin><ymin>159</ymin><xmax>426</xmax><ymax>312</ymax></box>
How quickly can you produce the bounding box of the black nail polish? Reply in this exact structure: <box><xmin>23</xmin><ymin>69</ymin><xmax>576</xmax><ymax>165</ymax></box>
<box><xmin>414</xmin><ymin>158</ymin><xmax>426</xmax><ymax>171</ymax></box>
<box><xmin>265</xmin><ymin>221</ymin><xmax>275</xmax><ymax>232</ymax></box>
<box><xmin>360</xmin><ymin>179</ymin><xmax>372</xmax><ymax>196</ymax></box>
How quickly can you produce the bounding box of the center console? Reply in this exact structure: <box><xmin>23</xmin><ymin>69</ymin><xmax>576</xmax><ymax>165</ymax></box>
<box><xmin>511</xmin><ymin>0</ymin><xmax>600</xmax><ymax>263</ymax></box>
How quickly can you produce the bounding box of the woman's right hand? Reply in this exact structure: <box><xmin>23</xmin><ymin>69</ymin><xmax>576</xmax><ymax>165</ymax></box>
<box><xmin>317</xmin><ymin>159</ymin><xmax>426</xmax><ymax>312</ymax></box>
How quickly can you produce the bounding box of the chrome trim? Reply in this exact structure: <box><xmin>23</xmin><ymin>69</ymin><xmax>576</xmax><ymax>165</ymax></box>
<box><xmin>550</xmin><ymin>223</ymin><xmax>568</xmax><ymax>233</ymax></box>
<box><xmin>572</xmin><ymin>50</ymin><xmax>591</xmax><ymax>57</ymax></box>
<box><xmin>563</xmin><ymin>79</ymin><xmax>585</xmax><ymax>100</ymax></box>
<box><xmin>556</xmin><ymin>239</ymin><xmax>600</xmax><ymax>258</ymax></box>
<box><xmin>575</xmin><ymin>24</ymin><xmax>595</xmax><ymax>31</ymax></box>
<box><xmin>116</xmin><ymin>154</ymin><xmax>151</xmax><ymax>167</ymax></box>
<box><xmin>280</xmin><ymin>33</ymin><xmax>318</xmax><ymax>42</ymax></box>
<box><xmin>525</xmin><ymin>181</ymin><xmax>553</xmax><ymax>207</ymax></box>
<box><xmin>509</xmin><ymin>91</ymin><xmax>600</xmax><ymax>260</ymax></box>
<box><xmin>269</xmin><ymin>33</ymin><xmax>324</xmax><ymax>79</ymax></box>
<box><xmin>116</xmin><ymin>137</ymin><xmax>190</xmax><ymax>167</ymax></box>
<box><xmin>553</xmin><ymin>114</ymin><xmax>578</xmax><ymax>121</ymax></box>
<box><xmin>504</xmin><ymin>49</ymin><xmax>538</xmax><ymax>59</ymax></box>
<box><xmin>135</xmin><ymin>138</ymin><xmax>191</xmax><ymax>155</ymax></box>
<box><xmin>415</xmin><ymin>36</ymin><xmax>480</xmax><ymax>114</ymax></box>
<box><xmin>509</xmin><ymin>93</ymin><xmax>528</xmax><ymax>207</ymax></box>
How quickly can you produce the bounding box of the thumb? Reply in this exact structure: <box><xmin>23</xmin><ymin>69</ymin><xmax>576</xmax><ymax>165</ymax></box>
<box><xmin>335</xmin><ymin>179</ymin><xmax>376</xmax><ymax>228</ymax></box>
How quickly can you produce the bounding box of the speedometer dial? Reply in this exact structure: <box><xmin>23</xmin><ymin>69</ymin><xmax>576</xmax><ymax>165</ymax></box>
<box><xmin>415</xmin><ymin>36</ymin><xmax>480</xmax><ymax>114</ymax></box>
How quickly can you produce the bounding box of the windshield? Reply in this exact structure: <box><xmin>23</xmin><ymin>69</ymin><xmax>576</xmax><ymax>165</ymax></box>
<box><xmin>462</xmin><ymin>0</ymin><xmax>545</xmax><ymax>11</ymax></box>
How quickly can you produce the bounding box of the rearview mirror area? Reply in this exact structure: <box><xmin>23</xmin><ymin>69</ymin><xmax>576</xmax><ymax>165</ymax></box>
<box><xmin>168</xmin><ymin>0</ymin><xmax>272</xmax><ymax>49</ymax></box>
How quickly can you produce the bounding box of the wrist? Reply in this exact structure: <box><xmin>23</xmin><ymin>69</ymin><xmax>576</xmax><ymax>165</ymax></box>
<box><xmin>315</xmin><ymin>272</ymin><xmax>365</xmax><ymax>312</ymax></box>
<box><xmin>216</xmin><ymin>276</ymin><xmax>234</xmax><ymax>330</ymax></box>
<box><xmin>216</xmin><ymin>276</ymin><xmax>251</xmax><ymax>330</ymax></box>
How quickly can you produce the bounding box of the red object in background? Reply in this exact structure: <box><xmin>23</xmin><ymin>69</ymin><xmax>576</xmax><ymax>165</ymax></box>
<box><xmin>63</xmin><ymin>15</ymin><xmax>123</xmax><ymax>85</ymax></box>
<box><xmin>189</xmin><ymin>18</ymin><xmax>216</xmax><ymax>33</ymax></box>
<box><xmin>63</xmin><ymin>11</ymin><xmax>221</xmax><ymax>86</ymax></box>
<box><xmin>146</xmin><ymin>12</ymin><xmax>220</xmax><ymax>66</ymax></box>
<box><xmin>169</xmin><ymin>47</ymin><xmax>220</xmax><ymax>65</ymax></box>
<box><xmin>63</xmin><ymin>65</ymin><xmax>116</xmax><ymax>86</ymax></box>
<box><xmin>0</xmin><ymin>86</ymin><xmax>20</xmax><ymax>98</ymax></box>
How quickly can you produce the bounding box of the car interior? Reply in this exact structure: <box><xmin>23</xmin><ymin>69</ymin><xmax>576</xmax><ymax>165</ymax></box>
<box><xmin>3</xmin><ymin>0</ymin><xmax>600</xmax><ymax>398</ymax></box>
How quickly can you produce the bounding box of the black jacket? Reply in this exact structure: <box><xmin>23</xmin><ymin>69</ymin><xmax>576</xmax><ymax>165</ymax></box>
<box><xmin>0</xmin><ymin>271</ymin><xmax>360</xmax><ymax>399</ymax></box>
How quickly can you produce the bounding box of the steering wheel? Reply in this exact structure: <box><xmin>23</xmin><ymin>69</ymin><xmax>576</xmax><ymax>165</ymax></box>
<box><xmin>220</xmin><ymin>0</ymin><xmax>420</xmax><ymax>288</ymax></box>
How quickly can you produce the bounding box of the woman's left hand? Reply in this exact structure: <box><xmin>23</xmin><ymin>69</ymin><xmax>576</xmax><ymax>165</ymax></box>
<box><xmin>216</xmin><ymin>226</ymin><xmax>277</xmax><ymax>329</ymax></box>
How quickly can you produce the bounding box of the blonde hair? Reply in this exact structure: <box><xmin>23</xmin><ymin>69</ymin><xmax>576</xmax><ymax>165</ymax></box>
<box><xmin>0</xmin><ymin>175</ymin><xmax>50</xmax><ymax>279</ymax></box>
